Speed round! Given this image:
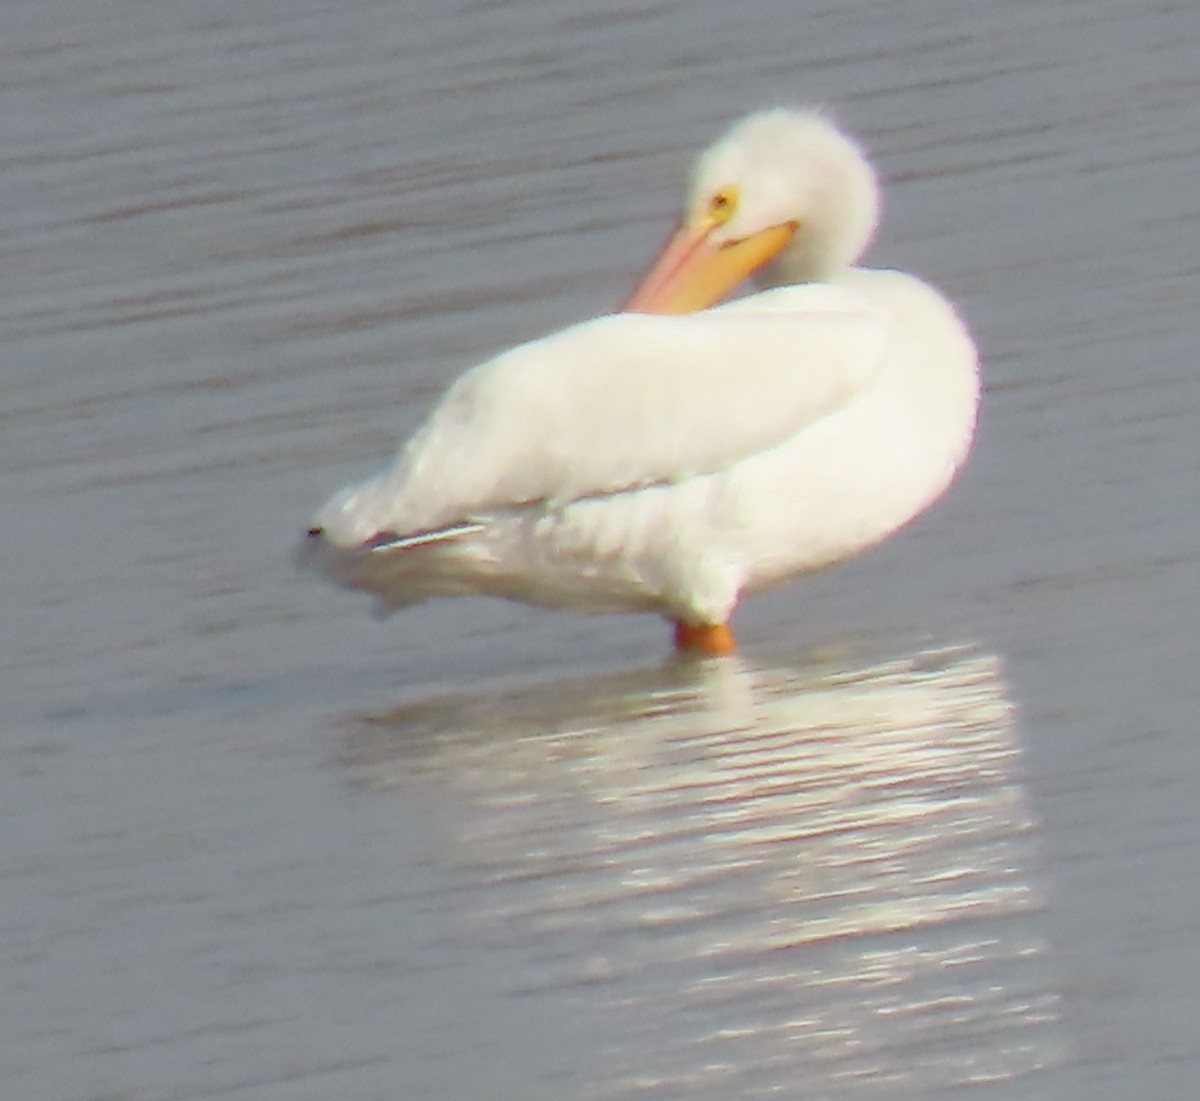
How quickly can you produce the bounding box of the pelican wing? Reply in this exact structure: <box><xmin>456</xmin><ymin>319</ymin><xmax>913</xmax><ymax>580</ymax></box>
<box><xmin>320</xmin><ymin>286</ymin><xmax>889</xmax><ymax>541</ymax></box>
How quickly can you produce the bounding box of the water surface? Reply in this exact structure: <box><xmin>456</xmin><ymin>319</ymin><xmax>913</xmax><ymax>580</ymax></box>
<box><xmin>3</xmin><ymin>0</ymin><xmax>1199</xmax><ymax>1097</ymax></box>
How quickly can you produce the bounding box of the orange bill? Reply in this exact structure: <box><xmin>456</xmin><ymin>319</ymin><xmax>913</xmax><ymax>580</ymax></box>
<box><xmin>623</xmin><ymin>220</ymin><xmax>795</xmax><ymax>315</ymax></box>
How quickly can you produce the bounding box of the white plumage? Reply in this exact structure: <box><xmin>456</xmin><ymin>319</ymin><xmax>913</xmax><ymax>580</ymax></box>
<box><xmin>300</xmin><ymin>109</ymin><xmax>979</xmax><ymax>652</ymax></box>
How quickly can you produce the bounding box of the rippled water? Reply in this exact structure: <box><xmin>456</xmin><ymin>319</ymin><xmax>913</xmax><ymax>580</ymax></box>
<box><xmin>3</xmin><ymin>0</ymin><xmax>1199</xmax><ymax>1097</ymax></box>
<box><xmin>343</xmin><ymin>646</ymin><xmax>1056</xmax><ymax>1097</ymax></box>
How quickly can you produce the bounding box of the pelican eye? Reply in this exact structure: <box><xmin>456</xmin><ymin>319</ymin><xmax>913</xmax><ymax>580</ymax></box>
<box><xmin>706</xmin><ymin>185</ymin><xmax>739</xmax><ymax>226</ymax></box>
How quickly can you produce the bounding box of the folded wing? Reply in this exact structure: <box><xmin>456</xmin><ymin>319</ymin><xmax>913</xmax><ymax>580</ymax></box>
<box><xmin>317</xmin><ymin>285</ymin><xmax>890</xmax><ymax>544</ymax></box>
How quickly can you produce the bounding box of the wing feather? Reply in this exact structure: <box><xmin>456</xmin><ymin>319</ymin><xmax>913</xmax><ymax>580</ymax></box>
<box><xmin>318</xmin><ymin>284</ymin><xmax>889</xmax><ymax>542</ymax></box>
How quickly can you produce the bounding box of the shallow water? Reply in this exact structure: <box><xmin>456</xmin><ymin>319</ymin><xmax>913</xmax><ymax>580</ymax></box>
<box><xmin>3</xmin><ymin>0</ymin><xmax>1200</xmax><ymax>1097</ymax></box>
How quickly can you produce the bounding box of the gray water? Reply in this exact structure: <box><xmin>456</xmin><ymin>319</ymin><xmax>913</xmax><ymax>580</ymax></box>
<box><xmin>3</xmin><ymin>0</ymin><xmax>1199</xmax><ymax>1097</ymax></box>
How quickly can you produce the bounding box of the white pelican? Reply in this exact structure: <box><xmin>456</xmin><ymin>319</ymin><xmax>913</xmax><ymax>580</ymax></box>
<box><xmin>300</xmin><ymin>109</ymin><xmax>979</xmax><ymax>654</ymax></box>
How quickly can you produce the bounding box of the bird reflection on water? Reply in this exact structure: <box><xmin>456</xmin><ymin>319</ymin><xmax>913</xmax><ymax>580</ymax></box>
<box><xmin>342</xmin><ymin>643</ymin><xmax>1062</xmax><ymax>1096</ymax></box>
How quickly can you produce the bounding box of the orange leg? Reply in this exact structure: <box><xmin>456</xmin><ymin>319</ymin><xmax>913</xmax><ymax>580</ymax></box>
<box><xmin>672</xmin><ymin>620</ymin><xmax>736</xmax><ymax>656</ymax></box>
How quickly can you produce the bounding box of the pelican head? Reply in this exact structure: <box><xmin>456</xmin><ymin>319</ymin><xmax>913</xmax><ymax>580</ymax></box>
<box><xmin>624</xmin><ymin>109</ymin><xmax>881</xmax><ymax>314</ymax></box>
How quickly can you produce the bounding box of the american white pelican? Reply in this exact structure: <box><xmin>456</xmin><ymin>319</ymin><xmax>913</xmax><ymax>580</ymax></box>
<box><xmin>301</xmin><ymin>109</ymin><xmax>979</xmax><ymax>655</ymax></box>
